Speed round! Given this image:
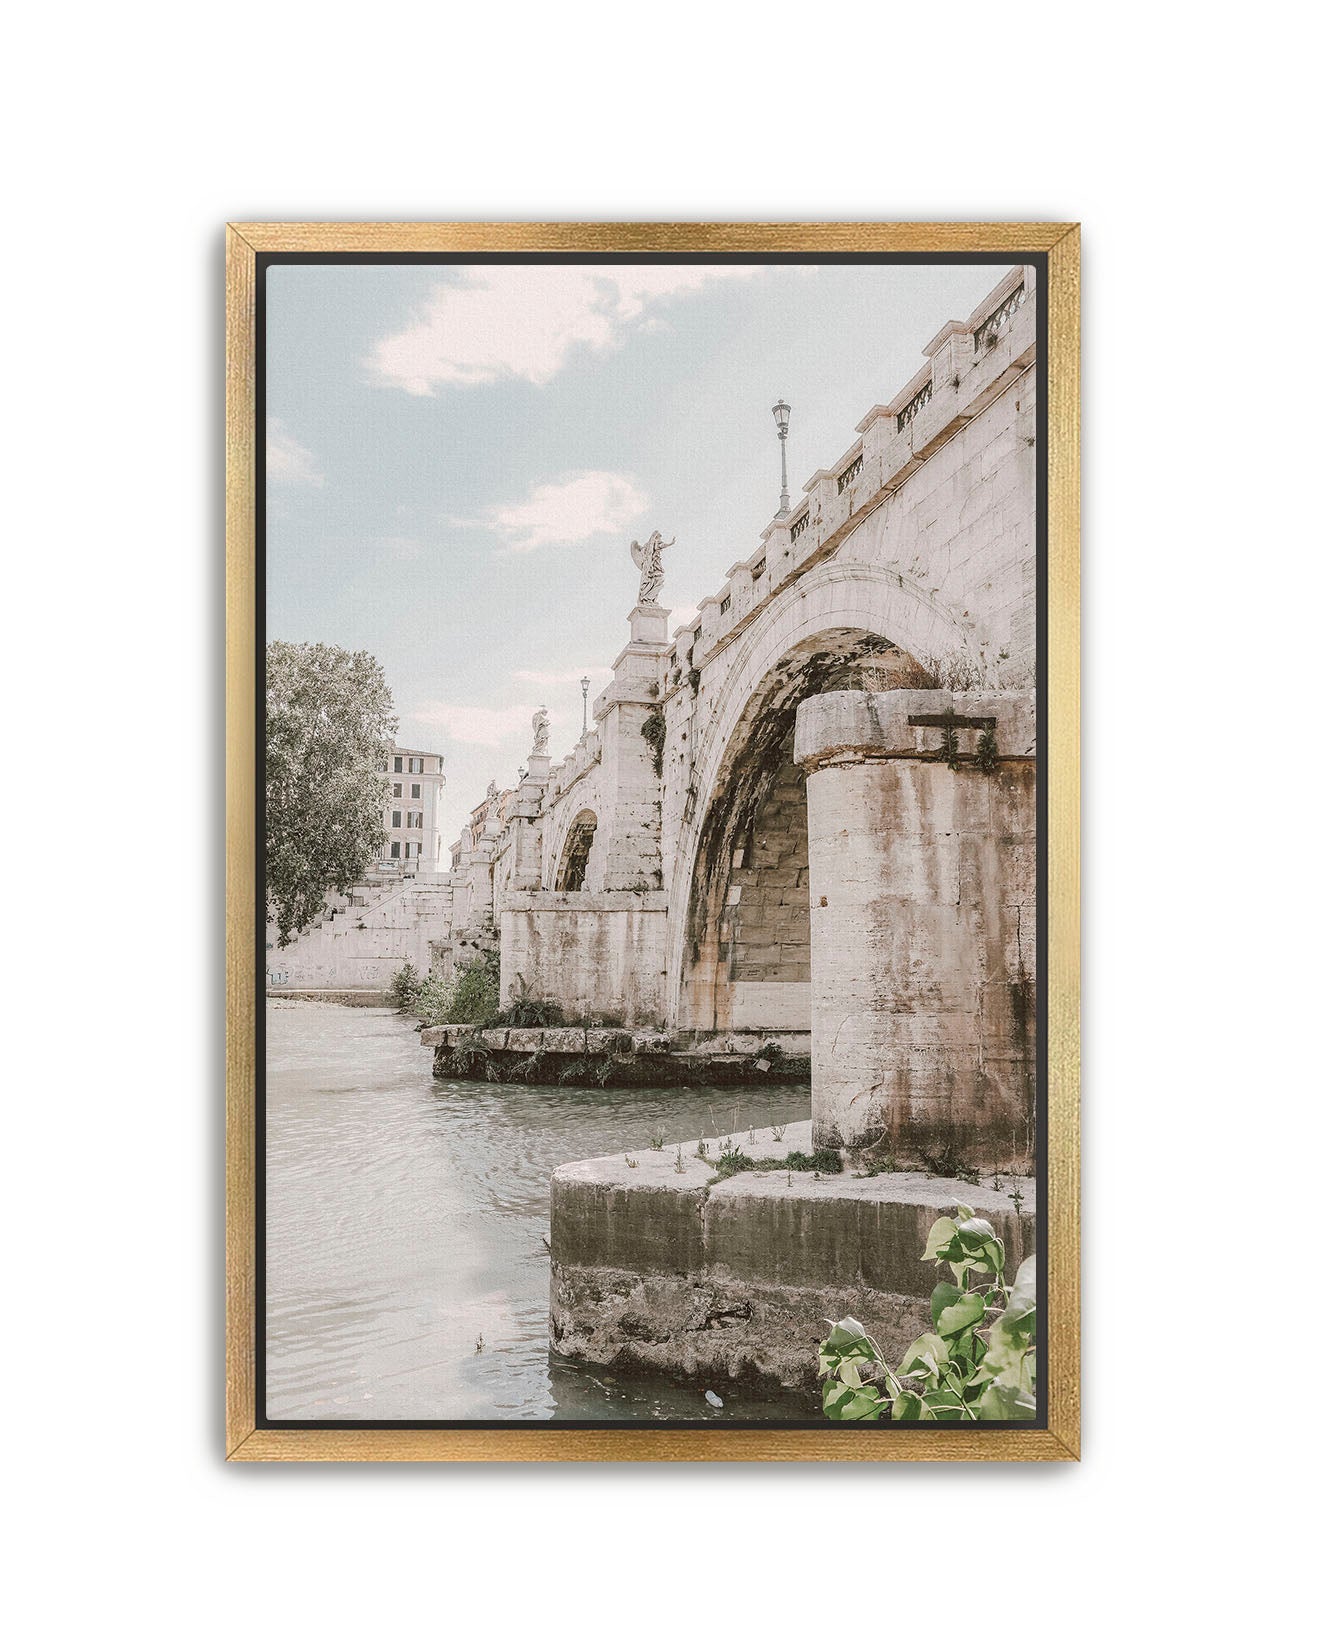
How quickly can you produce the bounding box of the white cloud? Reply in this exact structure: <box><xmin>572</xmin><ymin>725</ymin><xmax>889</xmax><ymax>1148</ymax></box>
<box><xmin>484</xmin><ymin>470</ymin><xmax>647</xmax><ymax>553</ymax></box>
<box><xmin>411</xmin><ymin>700</ymin><xmax>541</xmax><ymax>748</ymax></box>
<box><xmin>367</xmin><ymin>265</ymin><xmax>758</xmax><ymax>394</ymax></box>
<box><xmin>266</xmin><ymin>418</ymin><xmax>323</xmax><ymax>486</ymax></box>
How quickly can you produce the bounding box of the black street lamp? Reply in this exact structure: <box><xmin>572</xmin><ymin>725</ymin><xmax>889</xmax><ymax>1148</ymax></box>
<box><xmin>772</xmin><ymin>399</ymin><xmax>792</xmax><ymax>516</ymax></box>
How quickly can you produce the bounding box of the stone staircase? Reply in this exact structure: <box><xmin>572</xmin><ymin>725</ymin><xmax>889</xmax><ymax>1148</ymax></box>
<box><xmin>266</xmin><ymin>866</ymin><xmax>454</xmax><ymax>993</ymax></box>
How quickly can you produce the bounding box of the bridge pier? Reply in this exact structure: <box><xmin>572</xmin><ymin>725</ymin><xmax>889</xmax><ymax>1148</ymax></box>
<box><xmin>795</xmin><ymin>689</ymin><xmax>1036</xmax><ymax>1169</ymax></box>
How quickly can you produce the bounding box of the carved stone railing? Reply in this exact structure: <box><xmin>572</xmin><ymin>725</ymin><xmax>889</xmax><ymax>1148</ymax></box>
<box><xmin>973</xmin><ymin>282</ymin><xmax>1025</xmax><ymax>352</ymax></box>
<box><xmin>659</xmin><ymin>266</ymin><xmax>1035</xmax><ymax>676</ymax></box>
<box><xmin>895</xmin><ymin>377</ymin><xmax>933</xmax><ymax>431</ymax></box>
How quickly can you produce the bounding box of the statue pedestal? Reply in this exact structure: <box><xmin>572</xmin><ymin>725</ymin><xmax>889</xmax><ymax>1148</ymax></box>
<box><xmin>629</xmin><ymin>605</ymin><xmax>670</xmax><ymax>646</ymax></box>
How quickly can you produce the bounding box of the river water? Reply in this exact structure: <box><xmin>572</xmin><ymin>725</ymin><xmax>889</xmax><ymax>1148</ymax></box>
<box><xmin>265</xmin><ymin>1001</ymin><xmax>815</xmax><ymax>1423</ymax></box>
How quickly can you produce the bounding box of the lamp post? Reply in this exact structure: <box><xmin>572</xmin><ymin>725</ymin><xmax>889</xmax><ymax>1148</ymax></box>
<box><xmin>580</xmin><ymin>675</ymin><xmax>590</xmax><ymax>738</ymax></box>
<box><xmin>772</xmin><ymin>399</ymin><xmax>792</xmax><ymax>517</ymax></box>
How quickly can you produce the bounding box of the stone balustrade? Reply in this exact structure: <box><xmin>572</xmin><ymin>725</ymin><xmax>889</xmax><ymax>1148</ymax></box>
<box><xmin>673</xmin><ymin>266</ymin><xmax>1034</xmax><ymax>674</ymax></box>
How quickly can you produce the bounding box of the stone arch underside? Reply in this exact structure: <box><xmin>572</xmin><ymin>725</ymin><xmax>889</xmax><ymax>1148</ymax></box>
<box><xmin>666</xmin><ymin>562</ymin><xmax>971</xmax><ymax>1032</ymax></box>
<box><xmin>676</xmin><ymin>629</ymin><xmax>926</xmax><ymax>1032</ymax></box>
<box><xmin>555</xmin><ymin>809</ymin><xmax>598</xmax><ymax>892</ymax></box>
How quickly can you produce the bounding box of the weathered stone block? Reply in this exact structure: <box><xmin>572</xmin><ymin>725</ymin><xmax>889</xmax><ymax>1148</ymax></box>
<box><xmin>550</xmin><ymin>1123</ymin><xmax>1035</xmax><ymax>1389</ymax></box>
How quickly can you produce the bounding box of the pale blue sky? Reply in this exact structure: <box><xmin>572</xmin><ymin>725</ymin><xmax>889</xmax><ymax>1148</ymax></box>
<box><xmin>266</xmin><ymin>259</ymin><xmax>1011</xmax><ymax>859</ymax></box>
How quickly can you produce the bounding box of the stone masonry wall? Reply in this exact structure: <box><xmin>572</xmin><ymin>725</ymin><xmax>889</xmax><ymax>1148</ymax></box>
<box><xmin>500</xmin><ymin>893</ymin><xmax>669</xmax><ymax>1025</ymax></box>
<box><xmin>722</xmin><ymin>739</ymin><xmax>811</xmax><ymax>1030</ymax></box>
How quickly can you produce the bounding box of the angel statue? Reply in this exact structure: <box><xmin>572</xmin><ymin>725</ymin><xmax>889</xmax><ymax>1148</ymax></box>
<box><xmin>531</xmin><ymin>706</ymin><xmax>550</xmax><ymax>756</ymax></box>
<box><xmin>629</xmin><ymin>530</ymin><xmax>674</xmax><ymax>606</ymax></box>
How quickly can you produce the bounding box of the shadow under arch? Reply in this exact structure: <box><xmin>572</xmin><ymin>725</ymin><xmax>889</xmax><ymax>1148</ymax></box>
<box><xmin>554</xmin><ymin>808</ymin><xmax>598</xmax><ymax>892</ymax></box>
<box><xmin>675</xmin><ymin>628</ymin><xmax>925</xmax><ymax>1032</ymax></box>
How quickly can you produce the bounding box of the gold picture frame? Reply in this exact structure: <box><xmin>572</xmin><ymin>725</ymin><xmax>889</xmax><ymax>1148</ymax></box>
<box><xmin>227</xmin><ymin>221</ymin><xmax>1080</xmax><ymax>1462</ymax></box>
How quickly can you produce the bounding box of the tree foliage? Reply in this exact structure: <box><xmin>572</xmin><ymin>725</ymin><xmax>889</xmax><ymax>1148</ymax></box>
<box><xmin>265</xmin><ymin>641</ymin><xmax>395</xmax><ymax>944</ymax></box>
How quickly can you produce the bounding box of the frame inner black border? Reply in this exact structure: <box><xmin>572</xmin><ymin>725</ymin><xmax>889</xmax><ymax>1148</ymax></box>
<box><xmin>252</xmin><ymin>248</ymin><xmax>1049</xmax><ymax>1431</ymax></box>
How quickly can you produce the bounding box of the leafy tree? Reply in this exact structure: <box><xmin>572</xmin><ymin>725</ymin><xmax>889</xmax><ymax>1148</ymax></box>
<box><xmin>266</xmin><ymin>641</ymin><xmax>396</xmax><ymax>944</ymax></box>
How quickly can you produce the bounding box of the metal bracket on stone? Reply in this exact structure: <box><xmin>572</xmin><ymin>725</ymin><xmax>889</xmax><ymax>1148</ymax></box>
<box><xmin>909</xmin><ymin>709</ymin><xmax>997</xmax><ymax>765</ymax></box>
<box><xmin>906</xmin><ymin>712</ymin><xmax>997</xmax><ymax>731</ymax></box>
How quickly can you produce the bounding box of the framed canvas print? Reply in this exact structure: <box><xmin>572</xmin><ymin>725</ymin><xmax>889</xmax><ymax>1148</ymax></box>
<box><xmin>226</xmin><ymin>222</ymin><xmax>1079</xmax><ymax>1461</ymax></box>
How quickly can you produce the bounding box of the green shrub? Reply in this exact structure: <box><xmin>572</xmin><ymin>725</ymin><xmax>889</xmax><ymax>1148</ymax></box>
<box><xmin>818</xmin><ymin>1209</ymin><xmax>1036</xmax><ymax>1422</ymax></box>
<box><xmin>451</xmin><ymin>958</ymin><xmax>500</xmax><ymax>1025</ymax></box>
<box><xmin>414</xmin><ymin>969</ymin><xmax>456</xmax><ymax>1026</ymax></box>
<box><xmin>488</xmin><ymin>979</ymin><xmax>566</xmax><ymax>1027</ymax></box>
<box><xmin>390</xmin><ymin>962</ymin><xmax>421</xmax><ymax>1013</ymax></box>
<box><xmin>784</xmin><ymin>1148</ymin><xmax>842</xmax><ymax>1174</ymax></box>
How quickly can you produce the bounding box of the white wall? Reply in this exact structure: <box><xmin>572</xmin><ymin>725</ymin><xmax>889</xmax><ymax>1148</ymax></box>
<box><xmin>10</xmin><ymin>10</ymin><xmax>1309</xmax><ymax>1648</ymax></box>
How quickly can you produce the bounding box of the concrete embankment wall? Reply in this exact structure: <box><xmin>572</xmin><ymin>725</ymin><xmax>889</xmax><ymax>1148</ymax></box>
<box><xmin>551</xmin><ymin>1121</ymin><xmax>1035</xmax><ymax>1392</ymax></box>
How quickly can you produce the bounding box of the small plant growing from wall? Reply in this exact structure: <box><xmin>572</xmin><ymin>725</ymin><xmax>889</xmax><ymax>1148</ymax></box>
<box><xmin>640</xmin><ymin>709</ymin><xmax>666</xmax><ymax>774</ymax></box>
<box><xmin>490</xmin><ymin>976</ymin><xmax>565</xmax><ymax>1028</ymax></box>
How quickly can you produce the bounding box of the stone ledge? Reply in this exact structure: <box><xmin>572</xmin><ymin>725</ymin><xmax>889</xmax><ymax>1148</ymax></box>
<box><xmin>795</xmin><ymin>689</ymin><xmax>1036</xmax><ymax>769</ymax></box>
<box><xmin>500</xmin><ymin>891</ymin><xmax>669</xmax><ymax>913</ymax></box>
<box><xmin>551</xmin><ymin>1120</ymin><xmax>1036</xmax><ymax>1391</ymax></box>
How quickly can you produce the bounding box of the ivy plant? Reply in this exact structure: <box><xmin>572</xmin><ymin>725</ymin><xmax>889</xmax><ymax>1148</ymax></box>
<box><xmin>819</xmin><ymin>1209</ymin><xmax>1036</xmax><ymax>1422</ymax></box>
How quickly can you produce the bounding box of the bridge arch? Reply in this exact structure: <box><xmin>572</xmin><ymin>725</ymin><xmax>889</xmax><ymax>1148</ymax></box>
<box><xmin>554</xmin><ymin>808</ymin><xmax>598</xmax><ymax>892</ymax></box>
<box><xmin>666</xmin><ymin>562</ymin><xmax>969</xmax><ymax>1030</ymax></box>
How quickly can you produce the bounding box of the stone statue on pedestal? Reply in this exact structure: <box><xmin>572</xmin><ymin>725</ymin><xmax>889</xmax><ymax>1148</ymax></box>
<box><xmin>630</xmin><ymin>531</ymin><xmax>673</xmax><ymax>605</ymax></box>
<box><xmin>531</xmin><ymin>706</ymin><xmax>550</xmax><ymax>756</ymax></box>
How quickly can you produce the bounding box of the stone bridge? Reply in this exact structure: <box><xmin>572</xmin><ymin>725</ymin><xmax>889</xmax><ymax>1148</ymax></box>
<box><xmin>280</xmin><ymin>264</ymin><xmax>1039</xmax><ymax>1164</ymax></box>
<box><xmin>440</xmin><ymin>266</ymin><xmax>1038</xmax><ymax>1156</ymax></box>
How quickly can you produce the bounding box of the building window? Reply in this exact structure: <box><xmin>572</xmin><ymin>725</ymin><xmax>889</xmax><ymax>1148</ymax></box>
<box><xmin>393</xmin><ymin>783</ymin><xmax>402</xmax><ymax>797</ymax></box>
<box><xmin>392</xmin><ymin>811</ymin><xmax>402</xmax><ymax>828</ymax></box>
<box><xmin>394</xmin><ymin>757</ymin><xmax>403</xmax><ymax>773</ymax></box>
<box><xmin>390</xmin><ymin>842</ymin><xmax>401</xmax><ymax>859</ymax></box>
<box><xmin>411</xmin><ymin>783</ymin><xmax>421</xmax><ymax>799</ymax></box>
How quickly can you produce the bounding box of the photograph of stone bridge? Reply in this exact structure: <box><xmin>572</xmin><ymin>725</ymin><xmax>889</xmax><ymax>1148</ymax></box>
<box><xmin>264</xmin><ymin>258</ymin><xmax>1040</xmax><ymax>1420</ymax></box>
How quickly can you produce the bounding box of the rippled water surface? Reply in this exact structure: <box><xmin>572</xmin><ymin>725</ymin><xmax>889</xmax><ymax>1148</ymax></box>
<box><xmin>266</xmin><ymin>1001</ymin><xmax>813</xmax><ymax>1422</ymax></box>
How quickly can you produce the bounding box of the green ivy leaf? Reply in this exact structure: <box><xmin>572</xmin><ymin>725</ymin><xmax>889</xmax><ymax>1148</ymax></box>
<box><xmin>823</xmin><ymin>1379</ymin><xmax>887</xmax><ymax>1422</ymax></box>
<box><xmin>935</xmin><ymin>1291</ymin><xmax>986</xmax><ymax>1337</ymax></box>
<box><xmin>923</xmin><ymin>1384</ymin><xmax>971</xmax><ymax>1419</ymax></box>
<box><xmin>897</xmin><ymin>1332</ymin><xmax>950</xmax><ymax>1379</ymax></box>
<box><xmin>821</xmin><ymin>1316</ymin><xmax>875</xmax><ymax>1356</ymax></box>
<box><xmin>931</xmin><ymin>1280</ymin><xmax>962</xmax><ymax>1328</ymax></box>
<box><xmin>978</xmin><ymin>1380</ymin><xmax>1036</xmax><ymax>1420</ymax></box>
<box><xmin>890</xmin><ymin>1390</ymin><xmax>926</xmax><ymax>1421</ymax></box>
<box><xmin>922</xmin><ymin>1217</ymin><xmax>959</xmax><ymax>1261</ymax></box>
